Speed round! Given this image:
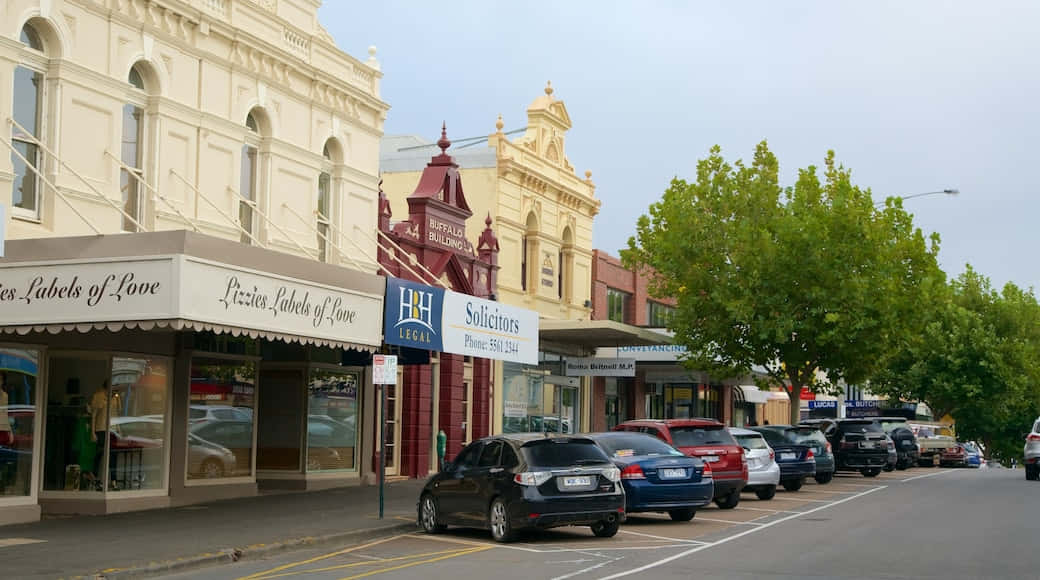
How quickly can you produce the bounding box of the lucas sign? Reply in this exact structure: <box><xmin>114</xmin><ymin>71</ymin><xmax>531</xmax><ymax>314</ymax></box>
<box><xmin>383</xmin><ymin>277</ymin><xmax>538</xmax><ymax>364</ymax></box>
<box><xmin>565</xmin><ymin>357</ymin><xmax>636</xmax><ymax>377</ymax></box>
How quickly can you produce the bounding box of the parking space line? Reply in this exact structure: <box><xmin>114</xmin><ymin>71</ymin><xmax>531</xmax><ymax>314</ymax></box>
<box><xmin>734</xmin><ymin>506</ymin><xmax>798</xmax><ymax>514</ymax></box>
<box><xmin>694</xmin><ymin>517</ymin><xmax>763</xmax><ymax>526</ymax></box>
<box><xmin>550</xmin><ymin>556</ymin><xmax>623</xmax><ymax>580</ymax></box>
<box><xmin>238</xmin><ymin>535</ymin><xmax>407</xmax><ymax>580</ymax></box>
<box><xmin>598</xmin><ymin>485</ymin><xmax>887</xmax><ymax>580</ymax></box>
<box><xmin>337</xmin><ymin>546</ymin><xmax>493</xmax><ymax>580</ymax></box>
<box><xmin>900</xmin><ymin>470</ymin><xmax>956</xmax><ymax>482</ymax></box>
<box><xmin>249</xmin><ymin>548</ymin><xmax>476</xmax><ymax>580</ymax></box>
<box><xmin>618</xmin><ymin>529</ymin><xmax>709</xmax><ymax>544</ymax></box>
<box><xmin>762</xmin><ymin>496</ymin><xmax>834</xmax><ymax>503</ymax></box>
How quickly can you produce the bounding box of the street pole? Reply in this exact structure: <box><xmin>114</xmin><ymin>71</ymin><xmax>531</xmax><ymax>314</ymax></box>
<box><xmin>378</xmin><ymin>382</ymin><xmax>386</xmax><ymax>520</ymax></box>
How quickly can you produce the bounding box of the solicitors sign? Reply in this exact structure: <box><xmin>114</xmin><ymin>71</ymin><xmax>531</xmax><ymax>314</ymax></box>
<box><xmin>383</xmin><ymin>277</ymin><xmax>539</xmax><ymax>364</ymax></box>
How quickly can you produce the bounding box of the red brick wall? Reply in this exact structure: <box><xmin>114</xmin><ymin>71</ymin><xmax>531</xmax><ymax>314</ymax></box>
<box><xmin>400</xmin><ymin>364</ymin><xmax>433</xmax><ymax>477</ymax></box>
<box><xmin>591</xmin><ymin>250</ymin><xmax>676</xmax><ymax>325</ymax></box>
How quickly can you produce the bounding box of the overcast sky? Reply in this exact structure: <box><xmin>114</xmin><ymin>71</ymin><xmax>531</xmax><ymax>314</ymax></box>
<box><xmin>321</xmin><ymin>1</ymin><xmax>1040</xmax><ymax>292</ymax></box>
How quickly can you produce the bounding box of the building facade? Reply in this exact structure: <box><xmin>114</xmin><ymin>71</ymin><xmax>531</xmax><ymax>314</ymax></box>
<box><xmin>0</xmin><ymin>0</ymin><xmax>388</xmax><ymax>524</ymax></box>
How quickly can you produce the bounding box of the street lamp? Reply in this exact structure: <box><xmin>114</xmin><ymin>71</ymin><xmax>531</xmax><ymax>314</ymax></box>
<box><xmin>874</xmin><ymin>189</ymin><xmax>959</xmax><ymax>207</ymax></box>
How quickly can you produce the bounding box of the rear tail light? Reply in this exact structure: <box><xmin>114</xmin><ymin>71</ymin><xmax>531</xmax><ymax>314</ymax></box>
<box><xmin>768</xmin><ymin>449</ymin><xmax>775</xmax><ymax>461</ymax></box>
<box><xmin>702</xmin><ymin>462</ymin><xmax>713</xmax><ymax>479</ymax></box>
<box><xmin>603</xmin><ymin>467</ymin><xmax>622</xmax><ymax>482</ymax></box>
<box><xmin>620</xmin><ymin>464</ymin><xmax>646</xmax><ymax>480</ymax></box>
<box><xmin>514</xmin><ymin>471</ymin><xmax>552</xmax><ymax>486</ymax></box>
<box><xmin>887</xmin><ymin>440</ymin><xmax>895</xmax><ymax>450</ymax></box>
<box><xmin>1027</xmin><ymin>434</ymin><xmax>1040</xmax><ymax>442</ymax></box>
<box><xmin>807</xmin><ymin>449</ymin><xmax>815</xmax><ymax>460</ymax></box>
<box><xmin>825</xmin><ymin>442</ymin><xmax>833</xmax><ymax>454</ymax></box>
<box><xmin>840</xmin><ymin>438</ymin><xmax>857</xmax><ymax>449</ymax></box>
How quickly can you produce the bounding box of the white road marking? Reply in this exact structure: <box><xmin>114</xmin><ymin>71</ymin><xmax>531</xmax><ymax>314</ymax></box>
<box><xmin>734</xmin><ymin>506</ymin><xmax>798</xmax><ymax>514</ymax></box>
<box><xmin>618</xmin><ymin>529</ymin><xmax>709</xmax><ymax>544</ymax></box>
<box><xmin>695</xmin><ymin>517</ymin><xmax>763</xmax><ymax>526</ymax></box>
<box><xmin>900</xmin><ymin>470</ymin><xmax>957</xmax><ymax>482</ymax></box>
<box><xmin>546</xmin><ymin>559</ymin><xmax>596</xmax><ymax>564</ymax></box>
<box><xmin>0</xmin><ymin>538</ymin><xmax>45</xmax><ymax>548</ymax></box>
<box><xmin>761</xmin><ymin>496</ymin><xmax>833</xmax><ymax>503</ymax></box>
<box><xmin>598</xmin><ymin>485</ymin><xmax>887</xmax><ymax>580</ymax></box>
<box><xmin>550</xmin><ymin>556</ymin><xmax>623</xmax><ymax>580</ymax></box>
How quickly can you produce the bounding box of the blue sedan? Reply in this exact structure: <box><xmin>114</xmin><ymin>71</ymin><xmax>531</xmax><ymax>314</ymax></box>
<box><xmin>587</xmin><ymin>431</ymin><xmax>713</xmax><ymax>522</ymax></box>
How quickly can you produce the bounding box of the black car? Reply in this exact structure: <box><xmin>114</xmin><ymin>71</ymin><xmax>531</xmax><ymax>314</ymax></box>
<box><xmin>819</xmin><ymin>419</ymin><xmax>890</xmax><ymax>477</ymax></box>
<box><xmin>772</xmin><ymin>424</ymin><xmax>837</xmax><ymax>484</ymax></box>
<box><xmin>417</xmin><ymin>434</ymin><xmax>625</xmax><ymax>542</ymax></box>
<box><xmin>749</xmin><ymin>427</ymin><xmax>816</xmax><ymax>491</ymax></box>
<box><xmin>877</xmin><ymin>417</ymin><xmax>920</xmax><ymax>470</ymax></box>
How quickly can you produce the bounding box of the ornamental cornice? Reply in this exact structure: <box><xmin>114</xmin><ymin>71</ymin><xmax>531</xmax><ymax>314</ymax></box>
<box><xmin>497</xmin><ymin>157</ymin><xmax>601</xmax><ymax>217</ymax></box>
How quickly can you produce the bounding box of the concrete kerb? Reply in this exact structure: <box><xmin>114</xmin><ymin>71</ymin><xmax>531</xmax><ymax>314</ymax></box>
<box><xmin>83</xmin><ymin>521</ymin><xmax>418</xmax><ymax>580</ymax></box>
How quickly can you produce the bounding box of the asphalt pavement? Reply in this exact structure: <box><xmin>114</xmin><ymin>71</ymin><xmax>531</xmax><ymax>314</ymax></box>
<box><xmin>155</xmin><ymin>466</ymin><xmax>1038</xmax><ymax>580</ymax></box>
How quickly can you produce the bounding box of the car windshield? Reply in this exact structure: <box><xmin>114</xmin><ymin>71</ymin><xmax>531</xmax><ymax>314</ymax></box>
<box><xmin>670</xmin><ymin>426</ymin><xmax>737</xmax><ymax>447</ymax></box>
<box><xmin>785</xmin><ymin>428</ymin><xmax>827</xmax><ymax>446</ymax></box>
<box><xmin>841</xmin><ymin>421</ymin><xmax>883</xmax><ymax>434</ymax></box>
<box><xmin>596</xmin><ymin>435</ymin><xmax>684</xmax><ymax>458</ymax></box>
<box><xmin>735</xmin><ymin>434</ymin><xmax>768</xmax><ymax>450</ymax></box>
<box><xmin>521</xmin><ymin>439</ymin><xmax>610</xmax><ymax>467</ymax></box>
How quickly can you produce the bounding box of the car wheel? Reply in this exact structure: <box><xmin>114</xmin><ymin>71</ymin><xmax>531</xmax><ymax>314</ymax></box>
<box><xmin>883</xmin><ymin>463</ymin><xmax>895</xmax><ymax>472</ymax></box>
<box><xmin>714</xmin><ymin>489</ymin><xmax>740</xmax><ymax>509</ymax></box>
<box><xmin>591</xmin><ymin>518</ymin><xmax>620</xmax><ymax>537</ymax></box>
<box><xmin>1026</xmin><ymin>465</ymin><xmax>1039</xmax><ymax>481</ymax></box>
<box><xmin>668</xmin><ymin>508</ymin><xmax>696</xmax><ymax>522</ymax></box>
<box><xmin>895</xmin><ymin>460</ymin><xmax>908</xmax><ymax>471</ymax></box>
<box><xmin>814</xmin><ymin>473</ymin><xmax>833</xmax><ymax>485</ymax></box>
<box><xmin>489</xmin><ymin>498</ymin><xmax>514</xmax><ymax>543</ymax></box>
<box><xmin>755</xmin><ymin>485</ymin><xmax>776</xmax><ymax>500</ymax></box>
<box><xmin>862</xmin><ymin>468</ymin><xmax>881</xmax><ymax>478</ymax></box>
<box><xmin>782</xmin><ymin>479</ymin><xmax>804</xmax><ymax>492</ymax></box>
<box><xmin>200</xmin><ymin>459</ymin><xmax>223</xmax><ymax>479</ymax></box>
<box><xmin>418</xmin><ymin>494</ymin><xmax>446</xmax><ymax>534</ymax></box>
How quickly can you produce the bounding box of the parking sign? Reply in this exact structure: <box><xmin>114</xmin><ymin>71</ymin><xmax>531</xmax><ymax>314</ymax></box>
<box><xmin>373</xmin><ymin>354</ymin><xmax>398</xmax><ymax>384</ymax></box>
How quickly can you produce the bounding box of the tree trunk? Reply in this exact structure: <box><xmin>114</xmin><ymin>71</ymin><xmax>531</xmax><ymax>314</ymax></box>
<box><xmin>788</xmin><ymin>384</ymin><xmax>802</xmax><ymax>426</ymax></box>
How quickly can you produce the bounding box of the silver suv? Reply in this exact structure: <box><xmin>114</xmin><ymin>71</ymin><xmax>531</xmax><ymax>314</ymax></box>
<box><xmin>1025</xmin><ymin>418</ymin><xmax>1040</xmax><ymax>481</ymax></box>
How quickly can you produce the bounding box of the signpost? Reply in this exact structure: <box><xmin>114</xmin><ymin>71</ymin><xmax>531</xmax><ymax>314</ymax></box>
<box><xmin>372</xmin><ymin>354</ymin><xmax>397</xmax><ymax>519</ymax></box>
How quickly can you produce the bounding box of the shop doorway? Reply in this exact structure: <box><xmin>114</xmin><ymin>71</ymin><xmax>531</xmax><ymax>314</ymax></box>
<box><xmin>605</xmin><ymin>378</ymin><xmax>630</xmax><ymax>430</ymax></box>
<box><xmin>377</xmin><ymin>379</ymin><xmax>402</xmax><ymax>476</ymax></box>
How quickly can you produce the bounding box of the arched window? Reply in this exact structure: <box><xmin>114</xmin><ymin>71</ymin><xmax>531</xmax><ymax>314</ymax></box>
<box><xmin>522</xmin><ymin>212</ymin><xmax>539</xmax><ymax>293</ymax></box>
<box><xmin>316</xmin><ymin>141</ymin><xmax>335</xmax><ymax>262</ymax></box>
<box><xmin>240</xmin><ymin>110</ymin><xmax>262</xmax><ymax>244</ymax></box>
<box><xmin>120</xmin><ymin>63</ymin><xmax>149</xmax><ymax>231</ymax></box>
<box><xmin>559</xmin><ymin>226</ymin><xmax>574</xmax><ymax>301</ymax></box>
<box><xmin>11</xmin><ymin>22</ymin><xmax>47</xmax><ymax>219</ymax></box>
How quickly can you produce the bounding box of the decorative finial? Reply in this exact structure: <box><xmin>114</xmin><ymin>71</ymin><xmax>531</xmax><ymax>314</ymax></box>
<box><xmin>368</xmin><ymin>45</ymin><xmax>377</xmax><ymax>58</ymax></box>
<box><xmin>545</xmin><ymin>81</ymin><xmax>553</xmax><ymax>96</ymax></box>
<box><xmin>366</xmin><ymin>46</ymin><xmax>380</xmax><ymax>71</ymax></box>
<box><xmin>495</xmin><ymin>114</ymin><xmax>504</xmax><ymax>132</ymax></box>
<box><xmin>437</xmin><ymin>122</ymin><xmax>451</xmax><ymax>153</ymax></box>
<box><xmin>585</xmin><ymin>170</ymin><xmax>592</xmax><ymax>180</ymax></box>
<box><xmin>485</xmin><ymin>213</ymin><xmax>493</xmax><ymax>226</ymax></box>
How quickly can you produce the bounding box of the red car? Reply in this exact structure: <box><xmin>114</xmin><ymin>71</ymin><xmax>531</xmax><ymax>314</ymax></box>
<box><xmin>940</xmin><ymin>443</ymin><xmax>968</xmax><ymax>467</ymax></box>
<box><xmin>614</xmin><ymin>419</ymin><xmax>747</xmax><ymax>509</ymax></box>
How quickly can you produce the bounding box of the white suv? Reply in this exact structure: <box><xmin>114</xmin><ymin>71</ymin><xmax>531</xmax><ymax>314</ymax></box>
<box><xmin>1025</xmin><ymin>418</ymin><xmax>1040</xmax><ymax>481</ymax></box>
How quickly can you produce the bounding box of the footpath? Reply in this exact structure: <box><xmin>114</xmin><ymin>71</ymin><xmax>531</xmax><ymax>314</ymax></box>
<box><xmin>1</xmin><ymin>479</ymin><xmax>426</xmax><ymax>580</ymax></box>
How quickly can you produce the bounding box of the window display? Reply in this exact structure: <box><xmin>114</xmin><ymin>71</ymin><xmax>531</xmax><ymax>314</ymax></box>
<box><xmin>307</xmin><ymin>370</ymin><xmax>359</xmax><ymax>471</ymax></box>
<box><xmin>187</xmin><ymin>358</ymin><xmax>256</xmax><ymax>479</ymax></box>
<box><xmin>0</xmin><ymin>348</ymin><xmax>39</xmax><ymax>497</ymax></box>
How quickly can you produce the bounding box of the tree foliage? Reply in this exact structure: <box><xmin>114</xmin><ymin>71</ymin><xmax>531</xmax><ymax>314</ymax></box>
<box><xmin>870</xmin><ymin>267</ymin><xmax>1040</xmax><ymax>461</ymax></box>
<box><xmin>622</xmin><ymin>142</ymin><xmax>943</xmax><ymax>424</ymax></box>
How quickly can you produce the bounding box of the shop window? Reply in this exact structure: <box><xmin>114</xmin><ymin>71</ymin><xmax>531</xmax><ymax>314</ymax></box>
<box><xmin>11</xmin><ymin>23</ymin><xmax>46</xmax><ymax>220</ymax></box>
<box><xmin>306</xmin><ymin>369</ymin><xmax>359</xmax><ymax>472</ymax></box>
<box><xmin>607</xmin><ymin>288</ymin><xmax>630</xmax><ymax>323</ymax></box>
<box><xmin>0</xmin><ymin>348</ymin><xmax>40</xmax><ymax>497</ymax></box>
<box><xmin>188</xmin><ymin>358</ymin><xmax>256</xmax><ymax>480</ymax></box>
<box><xmin>239</xmin><ymin>110</ymin><xmax>262</xmax><ymax>244</ymax></box>
<box><xmin>317</xmin><ymin>172</ymin><xmax>331</xmax><ymax>262</ymax></box>
<box><xmin>120</xmin><ymin>64</ymin><xmax>148</xmax><ymax>232</ymax></box>
<box><xmin>647</xmin><ymin>301</ymin><xmax>675</xmax><ymax>327</ymax></box>
<box><xmin>43</xmin><ymin>355</ymin><xmax>169</xmax><ymax>492</ymax></box>
<box><xmin>501</xmin><ymin>362</ymin><xmax>578</xmax><ymax>434</ymax></box>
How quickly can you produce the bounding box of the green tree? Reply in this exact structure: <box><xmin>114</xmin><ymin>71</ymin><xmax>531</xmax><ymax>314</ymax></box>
<box><xmin>623</xmin><ymin>142</ymin><xmax>942</xmax><ymax>425</ymax></box>
<box><xmin>871</xmin><ymin>268</ymin><xmax>1040</xmax><ymax>462</ymax></box>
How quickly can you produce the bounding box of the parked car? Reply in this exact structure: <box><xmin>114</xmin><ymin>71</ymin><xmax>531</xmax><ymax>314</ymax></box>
<box><xmin>962</xmin><ymin>442</ymin><xmax>982</xmax><ymax>468</ymax></box>
<box><xmin>877</xmin><ymin>417</ymin><xmax>920</xmax><ymax>470</ymax></box>
<box><xmin>909</xmin><ymin>423</ymin><xmax>956</xmax><ymax>467</ymax></box>
<box><xmin>884</xmin><ymin>434</ymin><xmax>898</xmax><ymax>472</ymax></box>
<box><xmin>1024</xmin><ymin>418</ymin><xmax>1040</xmax><ymax>481</ymax></box>
<box><xmin>586</xmin><ymin>431</ymin><xmax>713</xmax><ymax>521</ymax></box>
<box><xmin>186</xmin><ymin>432</ymin><xmax>237</xmax><ymax>478</ymax></box>
<box><xmin>615</xmin><ymin>419</ymin><xmax>747</xmax><ymax>509</ymax></box>
<box><xmin>417</xmin><ymin>433</ymin><xmax>624</xmax><ymax>542</ymax></box>
<box><xmin>819</xmin><ymin>419</ymin><xmax>889</xmax><ymax>477</ymax></box>
<box><xmin>730</xmin><ymin>428</ymin><xmax>780</xmax><ymax>500</ymax></box>
<box><xmin>749</xmin><ymin>427</ymin><xmax>815</xmax><ymax>491</ymax></box>
<box><xmin>940</xmin><ymin>442</ymin><xmax>969</xmax><ymax>467</ymax></box>
<box><xmin>189</xmin><ymin>405</ymin><xmax>253</xmax><ymax>425</ymax></box>
<box><xmin>780</xmin><ymin>424</ymin><xmax>837</xmax><ymax>484</ymax></box>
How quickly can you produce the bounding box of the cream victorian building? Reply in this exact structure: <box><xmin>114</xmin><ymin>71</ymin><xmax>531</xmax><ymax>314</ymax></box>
<box><xmin>382</xmin><ymin>84</ymin><xmax>663</xmax><ymax>441</ymax></box>
<box><xmin>0</xmin><ymin>0</ymin><xmax>388</xmax><ymax>524</ymax></box>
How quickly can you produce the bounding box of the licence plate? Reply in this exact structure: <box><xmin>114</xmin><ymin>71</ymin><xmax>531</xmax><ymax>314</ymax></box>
<box><xmin>660</xmin><ymin>468</ymin><xmax>686</xmax><ymax>479</ymax></box>
<box><xmin>859</xmin><ymin>441</ymin><xmax>875</xmax><ymax>449</ymax></box>
<box><xmin>562</xmin><ymin>476</ymin><xmax>592</xmax><ymax>487</ymax></box>
<box><xmin>780</xmin><ymin>452</ymin><xmax>796</xmax><ymax>461</ymax></box>
<box><xmin>701</xmin><ymin>455</ymin><xmax>720</xmax><ymax>463</ymax></box>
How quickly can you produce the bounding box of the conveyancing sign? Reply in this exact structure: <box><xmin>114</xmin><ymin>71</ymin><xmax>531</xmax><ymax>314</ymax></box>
<box><xmin>565</xmin><ymin>357</ymin><xmax>636</xmax><ymax>377</ymax></box>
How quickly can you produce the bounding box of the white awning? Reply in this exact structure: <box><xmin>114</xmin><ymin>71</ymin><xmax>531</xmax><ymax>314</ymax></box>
<box><xmin>737</xmin><ymin>385</ymin><xmax>772</xmax><ymax>404</ymax></box>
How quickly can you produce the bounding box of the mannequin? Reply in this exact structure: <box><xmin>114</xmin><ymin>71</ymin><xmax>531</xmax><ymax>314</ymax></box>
<box><xmin>0</xmin><ymin>371</ymin><xmax>12</xmax><ymax>447</ymax></box>
<box><xmin>87</xmin><ymin>380</ymin><xmax>120</xmax><ymax>489</ymax></box>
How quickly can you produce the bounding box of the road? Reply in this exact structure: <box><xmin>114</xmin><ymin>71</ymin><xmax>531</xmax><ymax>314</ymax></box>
<box><xmin>160</xmin><ymin>466</ymin><xmax>1038</xmax><ymax>580</ymax></box>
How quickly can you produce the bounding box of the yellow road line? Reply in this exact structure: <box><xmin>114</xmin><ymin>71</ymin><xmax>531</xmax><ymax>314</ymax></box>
<box><xmin>248</xmin><ymin>548</ymin><xmax>477</xmax><ymax>579</ymax></box>
<box><xmin>338</xmin><ymin>546</ymin><xmax>493</xmax><ymax>580</ymax></box>
<box><xmin>406</xmin><ymin>533</ymin><xmax>499</xmax><ymax>548</ymax></box>
<box><xmin>238</xmin><ymin>534</ymin><xmax>405</xmax><ymax>580</ymax></box>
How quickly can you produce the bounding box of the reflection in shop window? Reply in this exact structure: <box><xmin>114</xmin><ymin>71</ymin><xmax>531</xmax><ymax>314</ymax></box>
<box><xmin>188</xmin><ymin>358</ymin><xmax>256</xmax><ymax>480</ymax></box>
<box><xmin>307</xmin><ymin>370</ymin><xmax>359</xmax><ymax>471</ymax></box>
<box><xmin>0</xmin><ymin>348</ymin><xmax>39</xmax><ymax>497</ymax></box>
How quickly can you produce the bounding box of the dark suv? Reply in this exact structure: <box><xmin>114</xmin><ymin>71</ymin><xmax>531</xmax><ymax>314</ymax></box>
<box><xmin>817</xmin><ymin>419</ymin><xmax>890</xmax><ymax>477</ymax></box>
<box><xmin>877</xmin><ymin>417</ymin><xmax>920</xmax><ymax>470</ymax></box>
<box><xmin>417</xmin><ymin>434</ymin><xmax>625</xmax><ymax>542</ymax></box>
<box><xmin>615</xmin><ymin>419</ymin><xmax>746</xmax><ymax>509</ymax></box>
<box><xmin>755</xmin><ymin>425</ymin><xmax>835</xmax><ymax>485</ymax></box>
